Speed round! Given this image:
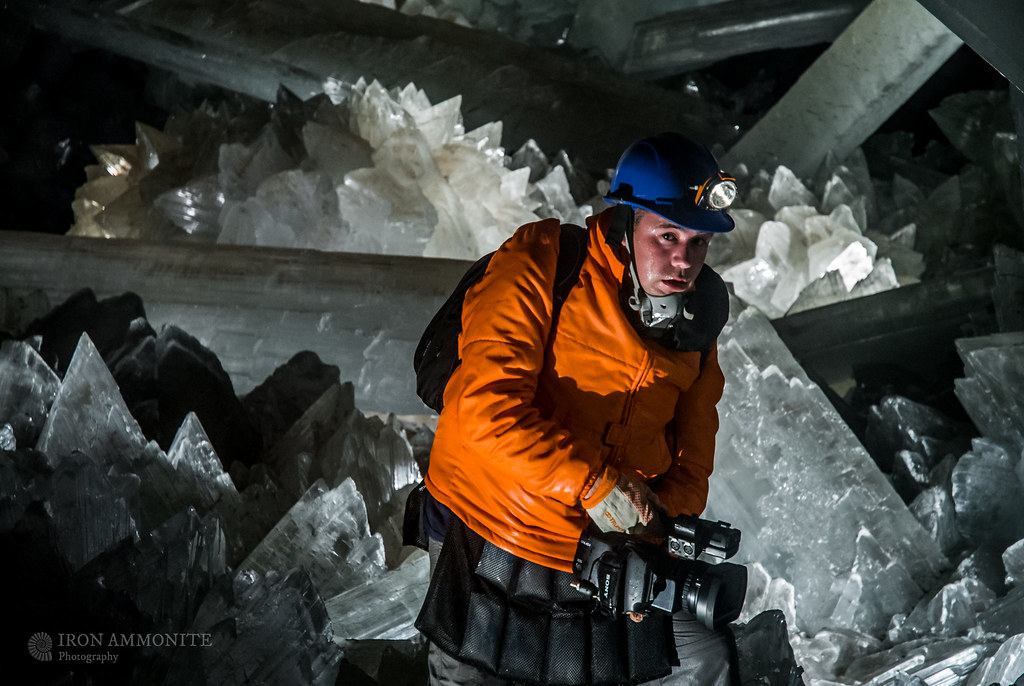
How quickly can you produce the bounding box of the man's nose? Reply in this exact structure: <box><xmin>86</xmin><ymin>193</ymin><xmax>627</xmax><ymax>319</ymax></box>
<box><xmin>672</xmin><ymin>244</ymin><xmax>693</xmax><ymax>269</ymax></box>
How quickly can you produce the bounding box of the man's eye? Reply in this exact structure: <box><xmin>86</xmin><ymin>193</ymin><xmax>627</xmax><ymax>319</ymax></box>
<box><xmin>661</xmin><ymin>232</ymin><xmax>677</xmax><ymax>242</ymax></box>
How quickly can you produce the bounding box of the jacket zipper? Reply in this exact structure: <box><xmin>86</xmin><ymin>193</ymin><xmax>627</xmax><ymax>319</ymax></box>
<box><xmin>608</xmin><ymin>351</ymin><xmax>654</xmax><ymax>468</ymax></box>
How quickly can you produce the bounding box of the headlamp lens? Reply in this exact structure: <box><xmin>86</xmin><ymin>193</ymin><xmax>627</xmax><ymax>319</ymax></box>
<box><xmin>706</xmin><ymin>179</ymin><xmax>737</xmax><ymax>210</ymax></box>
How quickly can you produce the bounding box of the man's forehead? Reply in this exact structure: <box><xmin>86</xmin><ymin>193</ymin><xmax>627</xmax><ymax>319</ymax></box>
<box><xmin>646</xmin><ymin>216</ymin><xmax>713</xmax><ymax>237</ymax></box>
<box><xmin>635</xmin><ymin>208</ymin><xmax>713</xmax><ymax>237</ymax></box>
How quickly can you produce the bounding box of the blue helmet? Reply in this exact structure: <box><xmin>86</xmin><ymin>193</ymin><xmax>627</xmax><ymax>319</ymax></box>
<box><xmin>605</xmin><ymin>132</ymin><xmax>736</xmax><ymax>233</ymax></box>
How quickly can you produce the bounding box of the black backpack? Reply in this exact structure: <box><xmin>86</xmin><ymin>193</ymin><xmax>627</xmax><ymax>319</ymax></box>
<box><xmin>413</xmin><ymin>224</ymin><xmax>589</xmax><ymax>413</ymax></box>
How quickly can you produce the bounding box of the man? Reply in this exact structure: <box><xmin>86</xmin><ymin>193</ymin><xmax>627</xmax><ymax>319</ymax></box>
<box><xmin>416</xmin><ymin>132</ymin><xmax>737</xmax><ymax>686</ymax></box>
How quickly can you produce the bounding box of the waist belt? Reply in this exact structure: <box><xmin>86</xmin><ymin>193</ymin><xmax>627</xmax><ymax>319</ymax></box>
<box><xmin>415</xmin><ymin>516</ymin><xmax>675</xmax><ymax>685</ymax></box>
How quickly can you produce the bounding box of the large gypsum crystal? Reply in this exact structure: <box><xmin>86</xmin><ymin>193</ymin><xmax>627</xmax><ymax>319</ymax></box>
<box><xmin>173</xmin><ymin>567</ymin><xmax>342</xmax><ymax>686</ymax></box>
<box><xmin>717</xmin><ymin>157</ymin><xmax>918</xmax><ymax>319</ymax></box>
<box><xmin>948</xmin><ymin>333</ymin><xmax>1024</xmax><ymax>549</ymax></box>
<box><xmin>40</xmin><ymin>450</ymin><xmax>139</xmax><ymax>573</ymax></box>
<box><xmin>5</xmin><ymin>283</ymin><xmax>1024</xmax><ymax>683</ymax></box>
<box><xmin>0</xmin><ymin>338</ymin><xmax>60</xmax><ymax>447</ymax></box>
<box><xmin>261</xmin><ymin>380</ymin><xmax>423</xmax><ymax>567</ymax></box>
<box><xmin>717</xmin><ymin>85</ymin><xmax>1020</xmax><ymax>320</ymax></box>
<box><xmin>324</xmin><ymin>550</ymin><xmax>429</xmax><ymax>642</ymax></box>
<box><xmin>237</xmin><ymin>477</ymin><xmax>387</xmax><ymax>599</ymax></box>
<box><xmin>705</xmin><ymin>299</ymin><xmax>948</xmax><ymax>637</ymax></box>
<box><xmin>69</xmin><ymin>79</ymin><xmax>588</xmax><ymax>261</ymax></box>
<box><xmin>36</xmin><ymin>333</ymin><xmax>151</xmax><ymax>471</ymax></box>
<box><xmin>962</xmin><ymin>634</ymin><xmax>1024</xmax><ymax>686</ymax></box>
<box><xmin>886</xmin><ymin>576</ymin><xmax>997</xmax><ymax>643</ymax></box>
<box><xmin>842</xmin><ymin>641</ymin><xmax>993</xmax><ymax>686</ymax></box>
<box><xmin>953</xmin><ymin>332</ymin><xmax>1024</xmax><ymax>455</ymax></box>
<box><xmin>909</xmin><ymin>484</ymin><xmax>962</xmax><ymax>557</ymax></box>
<box><xmin>863</xmin><ymin>394</ymin><xmax>973</xmax><ymax>474</ymax></box>
<box><xmin>70</xmin><ymin>507</ymin><xmax>229</xmax><ymax>637</ymax></box>
<box><xmin>950</xmin><ymin>438</ymin><xmax>1024</xmax><ymax>549</ymax></box>
<box><xmin>0</xmin><ymin>317</ymin><xmax>429</xmax><ymax>679</ymax></box>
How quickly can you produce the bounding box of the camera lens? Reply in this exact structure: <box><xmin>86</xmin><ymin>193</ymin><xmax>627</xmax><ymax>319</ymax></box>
<box><xmin>681</xmin><ymin>562</ymin><xmax>748</xmax><ymax>630</ymax></box>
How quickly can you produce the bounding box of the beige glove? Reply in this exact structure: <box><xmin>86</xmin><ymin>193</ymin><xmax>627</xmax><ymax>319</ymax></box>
<box><xmin>580</xmin><ymin>468</ymin><xmax>659</xmax><ymax>534</ymax></box>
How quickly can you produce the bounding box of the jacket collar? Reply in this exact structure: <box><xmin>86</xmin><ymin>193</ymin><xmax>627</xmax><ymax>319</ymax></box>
<box><xmin>587</xmin><ymin>207</ymin><xmax>630</xmax><ymax>284</ymax></box>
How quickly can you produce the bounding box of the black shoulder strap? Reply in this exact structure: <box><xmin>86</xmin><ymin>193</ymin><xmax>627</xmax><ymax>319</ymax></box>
<box><xmin>413</xmin><ymin>251</ymin><xmax>496</xmax><ymax>412</ymax></box>
<box><xmin>550</xmin><ymin>223</ymin><xmax>588</xmax><ymax>332</ymax></box>
<box><xmin>413</xmin><ymin>223</ymin><xmax>589</xmax><ymax>414</ymax></box>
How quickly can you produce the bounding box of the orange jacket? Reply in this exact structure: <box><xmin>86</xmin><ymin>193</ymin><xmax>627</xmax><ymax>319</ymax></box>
<box><xmin>424</xmin><ymin>208</ymin><xmax>726</xmax><ymax>572</ymax></box>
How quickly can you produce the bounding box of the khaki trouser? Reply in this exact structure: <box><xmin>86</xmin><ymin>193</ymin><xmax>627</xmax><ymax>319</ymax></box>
<box><xmin>426</xmin><ymin>540</ymin><xmax>734</xmax><ymax>686</ymax></box>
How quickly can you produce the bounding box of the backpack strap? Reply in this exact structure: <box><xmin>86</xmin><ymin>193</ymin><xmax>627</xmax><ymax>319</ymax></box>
<box><xmin>413</xmin><ymin>251</ymin><xmax>497</xmax><ymax>413</ymax></box>
<box><xmin>550</xmin><ymin>223</ymin><xmax>588</xmax><ymax>332</ymax></box>
<box><xmin>413</xmin><ymin>223</ymin><xmax>589</xmax><ymax>415</ymax></box>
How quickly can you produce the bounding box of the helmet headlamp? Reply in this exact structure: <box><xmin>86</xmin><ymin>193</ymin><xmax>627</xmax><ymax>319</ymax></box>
<box><xmin>694</xmin><ymin>173</ymin><xmax>737</xmax><ymax>211</ymax></box>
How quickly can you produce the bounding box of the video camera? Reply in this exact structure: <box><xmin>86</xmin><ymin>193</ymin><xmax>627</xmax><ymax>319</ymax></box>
<box><xmin>572</xmin><ymin>514</ymin><xmax>747</xmax><ymax>630</ymax></box>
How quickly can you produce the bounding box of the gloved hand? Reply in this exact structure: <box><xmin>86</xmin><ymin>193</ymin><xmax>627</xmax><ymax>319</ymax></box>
<box><xmin>580</xmin><ymin>468</ymin><xmax>661</xmax><ymax>534</ymax></box>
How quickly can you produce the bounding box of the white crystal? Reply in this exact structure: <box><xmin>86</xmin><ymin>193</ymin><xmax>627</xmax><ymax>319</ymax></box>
<box><xmin>806</xmin><ymin>229</ymin><xmax>877</xmax><ymax>290</ymax></box>
<box><xmin>220</xmin><ymin>169</ymin><xmax>342</xmax><ymax>250</ymax></box>
<box><xmin>828</xmin><ymin>202</ymin><xmax>865</xmax><ymax>235</ymax></box>
<box><xmin>319</xmin><ymin>409</ymin><xmax>422</xmax><ymax>566</ymax></box>
<box><xmin>773</xmin><ymin>204</ymin><xmax>819</xmax><ymax>236</ymax></box>
<box><xmin>951</xmin><ymin>437</ymin><xmax>1024</xmax><ymax>548</ymax></box>
<box><xmin>238</xmin><ymin>478</ymin><xmax>386</xmax><ymax>599</ymax></box>
<box><xmin>48</xmin><ymin>451</ymin><xmax>138</xmax><ymax>571</ymax></box>
<box><xmin>36</xmin><ymin>333</ymin><xmax>149</xmax><ymax>470</ymax></box>
<box><xmin>954</xmin><ymin>333</ymin><xmax>1024</xmax><ymax>454</ymax></box>
<box><xmin>0</xmin><ymin>339</ymin><xmax>60</xmax><ymax>447</ymax></box>
<box><xmin>721</xmin><ymin>0</ymin><xmax>962</xmax><ymax>178</ymax></box>
<box><xmin>338</xmin><ymin>167</ymin><xmax>436</xmax><ymax>255</ymax></box>
<box><xmin>721</xmin><ymin>257</ymin><xmax>785</xmax><ymax>319</ymax></box>
<box><xmin>826</xmin><ymin>528</ymin><xmax>926</xmax><ymax>636</ymax></box>
<box><xmin>167</xmin><ymin>412</ymin><xmax>240</xmax><ymax>509</ymax></box>
<box><xmin>737</xmin><ymin>561</ymin><xmax>797</xmax><ymax>631</ymax></box>
<box><xmin>706</xmin><ymin>303</ymin><xmax>947</xmax><ymax>637</ymax></box>
<box><xmin>302</xmin><ymin>120</ymin><xmax>374</xmax><ymax>186</ymax></box>
<box><xmin>909</xmin><ymin>486</ymin><xmax>962</xmax><ymax>556</ymax></box>
<box><xmin>1004</xmin><ymin>539</ymin><xmax>1024</xmax><ymax>588</ymax></box>
<box><xmin>324</xmin><ymin>550</ymin><xmax>429</xmax><ymax>641</ymax></box>
<box><xmin>755</xmin><ymin>220</ymin><xmax>806</xmax><ymax>273</ymax></box>
<box><xmin>768</xmin><ymin>165</ymin><xmax>818</xmax><ymax>209</ymax></box>
<box><xmin>890</xmin><ymin>578</ymin><xmax>996</xmax><ymax>642</ymax></box>
<box><xmin>348</xmin><ymin>79</ymin><xmax>418</xmax><ymax>150</ymax></box>
<box><xmin>789</xmin><ymin>628</ymin><xmax>881</xmax><ymax>683</ymax></box>
<box><xmin>154</xmin><ymin>174</ymin><xmax>225</xmax><ymax>238</ymax></box>
<box><xmin>218</xmin><ymin>124</ymin><xmax>295</xmax><ymax>201</ymax></box>
<box><xmin>0</xmin><ymin>423</ymin><xmax>13</xmax><ymax>451</ymax></box>
<box><xmin>962</xmin><ymin>634</ymin><xmax>1024</xmax><ymax>686</ymax></box>
<box><xmin>405</xmin><ymin>91</ymin><xmax>463</xmax><ymax>150</ymax></box>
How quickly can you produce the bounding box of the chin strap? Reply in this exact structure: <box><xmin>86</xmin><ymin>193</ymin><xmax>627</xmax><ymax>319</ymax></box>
<box><xmin>623</xmin><ymin>222</ymin><xmax>687</xmax><ymax>331</ymax></box>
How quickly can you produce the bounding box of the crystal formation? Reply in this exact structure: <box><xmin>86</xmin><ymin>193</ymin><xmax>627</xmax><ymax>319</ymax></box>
<box><xmin>0</xmin><ymin>339</ymin><xmax>60</xmax><ymax>447</ymax></box>
<box><xmin>706</xmin><ymin>300</ymin><xmax>948</xmax><ymax>638</ymax></box>
<box><xmin>4</xmin><ymin>278</ymin><xmax>1024</xmax><ymax>684</ymax></box>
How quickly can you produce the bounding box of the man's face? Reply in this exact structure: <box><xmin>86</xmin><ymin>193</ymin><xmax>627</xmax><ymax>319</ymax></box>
<box><xmin>629</xmin><ymin>209</ymin><xmax>713</xmax><ymax>296</ymax></box>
